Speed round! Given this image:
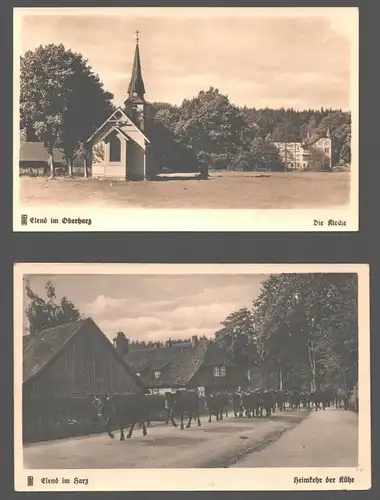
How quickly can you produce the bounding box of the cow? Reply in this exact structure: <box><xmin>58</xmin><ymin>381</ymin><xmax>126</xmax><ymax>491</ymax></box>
<box><xmin>92</xmin><ymin>393</ymin><xmax>149</xmax><ymax>440</ymax></box>
<box><xmin>275</xmin><ymin>390</ymin><xmax>287</xmax><ymax>411</ymax></box>
<box><xmin>205</xmin><ymin>393</ymin><xmax>221</xmax><ymax>422</ymax></box>
<box><xmin>289</xmin><ymin>390</ymin><xmax>302</xmax><ymax>410</ymax></box>
<box><xmin>258</xmin><ymin>390</ymin><xmax>274</xmax><ymax>417</ymax></box>
<box><xmin>301</xmin><ymin>391</ymin><xmax>310</xmax><ymax>409</ymax></box>
<box><xmin>242</xmin><ymin>391</ymin><xmax>260</xmax><ymax>417</ymax></box>
<box><xmin>309</xmin><ymin>389</ymin><xmax>330</xmax><ymax>411</ymax></box>
<box><xmin>164</xmin><ymin>390</ymin><xmax>201</xmax><ymax>430</ymax></box>
<box><xmin>334</xmin><ymin>388</ymin><xmax>349</xmax><ymax>410</ymax></box>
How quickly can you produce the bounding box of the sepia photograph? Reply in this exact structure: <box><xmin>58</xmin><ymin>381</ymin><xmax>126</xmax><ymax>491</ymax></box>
<box><xmin>14</xmin><ymin>264</ymin><xmax>370</xmax><ymax>491</ymax></box>
<box><xmin>13</xmin><ymin>7</ymin><xmax>358</xmax><ymax>231</ymax></box>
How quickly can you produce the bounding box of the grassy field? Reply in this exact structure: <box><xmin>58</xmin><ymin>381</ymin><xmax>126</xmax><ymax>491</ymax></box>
<box><xmin>19</xmin><ymin>171</ymin><xmax>351</xmax><ymax>209</ymax></box>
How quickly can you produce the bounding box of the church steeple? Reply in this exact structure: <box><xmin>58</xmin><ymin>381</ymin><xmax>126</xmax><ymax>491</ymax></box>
<box><xmin>124</xmin><ymin>31</ymin><xmax>146</xmax><ymax>131</ymax></box>
<box><xmin>127</xmin><ymin>30</ymin><xmax>146</xmax><ymax>100</ymax></box>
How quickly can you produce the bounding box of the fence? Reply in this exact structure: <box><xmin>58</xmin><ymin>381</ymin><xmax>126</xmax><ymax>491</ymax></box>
<box><xmin>23</xmin><ymin>394</ymin><xmax>172</xmax><ymax>443</ymax></box>
<box><xmin>23</xmin><ymin>396</ymin><xmax>102</xmax><ymax>443</ymax></box>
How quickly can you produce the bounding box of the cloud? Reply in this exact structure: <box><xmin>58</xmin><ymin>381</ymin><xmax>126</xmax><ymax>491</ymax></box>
<box><xmin>80</xmin><ymin>280</ymin><xmax>259</xmax><ymax>341</ymax></box>
<box><xmin>18</xmin><ymin>10</ymin><xmax>354</xmax><ymax>110</ymax></box>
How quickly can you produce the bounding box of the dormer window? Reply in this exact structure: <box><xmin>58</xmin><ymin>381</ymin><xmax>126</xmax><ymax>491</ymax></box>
<box><xmin>220</xmin><ymin>366</ymin><xmax>226</xmax><ymax>377</ymax></box>
<box><xmin>136</xmin><ymin>373</ymin><xmax>141</xmax><ymax>377</ymax></box>
<box><xmin>213</xmin><ymin>367</ymin><xmax>220</xmax><ymax>377</ymax></box>
<box><xmin>154</xmin><ymin>371</ymin><xmax>161</xmax><ymax>379</ymax></box>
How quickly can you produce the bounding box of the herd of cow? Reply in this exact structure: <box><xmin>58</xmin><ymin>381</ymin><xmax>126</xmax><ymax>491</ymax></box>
<box><xmin>92</xmin><ymin>387</ymin><xmax>355</xmax><ymax>441</ymax></box>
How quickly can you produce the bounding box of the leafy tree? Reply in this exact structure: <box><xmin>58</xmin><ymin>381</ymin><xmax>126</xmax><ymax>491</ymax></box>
<box><xmin>20</xmin><ymin>43</ymin><xmax>114</xmax><ymax>178</ymax></box>
<box><xmin>24</xmin><ymin>279</ymin><xmax>82</xmax><ymax>335</ymax></box>
<box><xmin>252</xmin><ymin>273</ymin><xmax>358</xmax><ymax>391</ymax></box>
<box><xmin>215</xmin><ymin>307</ymin><xmax>261</xmax><ymax>380</ymax></box>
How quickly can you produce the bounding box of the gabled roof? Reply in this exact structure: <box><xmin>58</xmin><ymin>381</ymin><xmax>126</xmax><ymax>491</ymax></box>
<box><xmin>86</xmin><ymin>107</ymin><xmax>150</xmax><ymax>144</ymax></box>
<box><xmin>19</xmin><ymin>142</ymin><xmax>66</xmax><ymax>163</ymax></box>
<box><xmin>98</xmin><ymin>125</ymin><xmax>131</xmax><ymax>143</ymax></box>
<box><xmin>23</xmin><ymin>317</ymin><xmax>144</xmax><ymax>390</ymax></box>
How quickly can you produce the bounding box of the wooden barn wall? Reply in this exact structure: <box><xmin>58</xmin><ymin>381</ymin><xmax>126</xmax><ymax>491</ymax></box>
<box><xmin>26</xmin><ymin>325</ymin><xmax>142</xmax><ymax>397</ymax></box>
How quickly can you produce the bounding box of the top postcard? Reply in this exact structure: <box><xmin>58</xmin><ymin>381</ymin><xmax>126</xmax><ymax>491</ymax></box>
<box><xmin>13</xmin><ymin>7</ymin><xmax>359</xmax><ymax>232</ymax></box>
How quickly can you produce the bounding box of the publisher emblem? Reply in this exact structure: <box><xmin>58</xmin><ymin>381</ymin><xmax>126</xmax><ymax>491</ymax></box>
<box><xmin>21</xmin><ymin>214</ymin><xmax>28</xmax><ymax>226</ymax></box>
<box><xmin>27</xmin><ymin>476</ymin><xmax>34</xmax><ymax>487</ymax></box>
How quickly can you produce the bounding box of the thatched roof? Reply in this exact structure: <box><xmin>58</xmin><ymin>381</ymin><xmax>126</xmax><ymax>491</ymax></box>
<box><xmin>124</xmin><ymin>340</ymin><xmax>234</xmax><ymax>388</ymax></box>
<box><xmin>23</xmin><ymin>318</ymin><xmax>144</xmax><ymax>390</ymax></box>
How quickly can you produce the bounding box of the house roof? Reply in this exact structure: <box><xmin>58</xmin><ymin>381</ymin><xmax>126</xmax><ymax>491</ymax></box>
<box><xmin>86</xmin><ymin>107</ymin><xmax>150</xmax><ymax>145</ymax></box>
<box><xmin>23</xmin><ymin>317</ymin><xmax>144</xmax><ymax>390</ymax></box>
<box><xmin>19</xmin><ymin>142</ymin><xmax>66</xmax><ymax>163</ymax></box>
<box><xmin>124</xmin><ymin>340</ymin><xmax>237</xmax><ymax>388</ymax></box>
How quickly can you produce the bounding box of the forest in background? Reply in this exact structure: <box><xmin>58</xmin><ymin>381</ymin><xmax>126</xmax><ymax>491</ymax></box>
<box><xmin>20</xmin><ymin>44</ymin><xmax>352</xmax><ymax>178</ymax></box>
<box><xmin>24</xmin><ymin>273</ymin><xmax>358</xmax><ymax>393</ymax></box>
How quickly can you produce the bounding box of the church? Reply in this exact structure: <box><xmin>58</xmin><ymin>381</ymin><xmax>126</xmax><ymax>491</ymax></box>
<box><xmin>86</xmin><ymin>31</ymin><xmax>151</xmax><ymax>181</ymax></box>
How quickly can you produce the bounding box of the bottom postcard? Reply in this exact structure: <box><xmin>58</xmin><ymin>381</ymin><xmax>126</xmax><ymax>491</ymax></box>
<box><xmin>14</xmin><ymin>263</ymin><xmax>371</xmax><ymax>491</ymax></box>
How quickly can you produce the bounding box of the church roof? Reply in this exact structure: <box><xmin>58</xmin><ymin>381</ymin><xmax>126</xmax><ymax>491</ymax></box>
<box><xmin>86</xmin><ymin>107</ymin><xmax>150</xmax><ymax>145</ymax></box>
<box><xmin>127</xmin><ymin>41</ymin><xmax>146</xmax><ymax>98</ymax></box>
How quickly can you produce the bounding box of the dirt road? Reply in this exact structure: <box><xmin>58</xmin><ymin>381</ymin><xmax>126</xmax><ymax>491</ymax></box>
<box><xmin>24</xmin><ymin>410</ymin><xmax>309</xmax><ymax>469</ymax></box>
<box><xmin>232</xmin><ymin>407</ymin><xmax>358</xmax><ymax>467</ymax></box>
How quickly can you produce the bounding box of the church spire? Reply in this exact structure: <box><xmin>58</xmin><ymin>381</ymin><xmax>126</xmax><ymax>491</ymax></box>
<box><xmin>127</xmin><ymin>30</ymin><xmax>146</xmax><ymax>100</ymax></box>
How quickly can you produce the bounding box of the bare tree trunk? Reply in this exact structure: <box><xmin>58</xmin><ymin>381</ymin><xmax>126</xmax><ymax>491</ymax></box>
<box><xmin>84</xmin><ymin>157</ymin><xmax>88</xmax><ymax>178</ymax></box>
<box><xmin>308</xmin><ymin>341</ymin><xmax>316</xmax><ymax>393</ymax></box>
<box><xmin>279</xmin><ymin>364</ymin><xmax>283</xmax><ymax>391</ymax></box>
<box><xmin>68</xmin><ymin>154</ymin><xmax>73</xmax><ymax>178</ymax></box>
<box><xmin>48</xmin><ymin>145</ymin><xmax>55</xmax><ymax>179</ymax></box>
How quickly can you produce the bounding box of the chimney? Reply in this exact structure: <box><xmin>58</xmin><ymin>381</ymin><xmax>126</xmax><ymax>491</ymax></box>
<box><xmin>191</xmin><ymin>335</ymin><xmax>199</xmax><ymax>347</ymax></box>
<box><xmin>113</xmin><ymin>332</ymin><xmax>129</xmax><ymax>357</ymax></box>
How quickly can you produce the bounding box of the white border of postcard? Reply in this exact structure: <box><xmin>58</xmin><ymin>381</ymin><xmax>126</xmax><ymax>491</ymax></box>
<box><xmin>13</xmin><ymin>7</ymin><xmax>359</xmax><ymax>232</ymax></box>
<box><xmin>14</xmin><ymin>263</ymin><xmax>371</xmax><ymax>491</ymax></box>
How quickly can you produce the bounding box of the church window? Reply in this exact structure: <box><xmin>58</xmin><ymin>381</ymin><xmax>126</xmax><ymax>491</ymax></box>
<box><xmin>109</xmin><ymin>134</ymin><xmax>121</xmax><ymax>162</ymax></box>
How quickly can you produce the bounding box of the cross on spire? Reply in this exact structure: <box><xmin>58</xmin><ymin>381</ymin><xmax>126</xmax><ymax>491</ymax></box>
<box><xmin>136</xmin><ymin>30</ymin><xmax>140</xmax><ymax>43</ymax></box>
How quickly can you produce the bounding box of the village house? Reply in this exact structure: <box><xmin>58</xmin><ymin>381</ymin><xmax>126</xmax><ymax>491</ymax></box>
<box><xmin>120</xmin><ymin>335</ymin><xmax>249</xmax><ymax>396</ymax></box>
<box><xmin>85</xmin><ymin>31</ymin><xmax>152</xmax><ymax>181</ymax></box>
<box><xmin>23</xmin><ymin>317</ymin><xmax>144</xmax><ymax>441</ymax></box>
<box><xmin>274</xmin><ymin>129</ymin><xmax>332</xmax><ymax>171</ymax></box>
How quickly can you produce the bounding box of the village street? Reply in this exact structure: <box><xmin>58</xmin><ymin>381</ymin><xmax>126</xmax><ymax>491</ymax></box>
<box><xmin>23</xmin><ymin>407</ymin><xmax>358</xmax><ymax>469</ymax></box>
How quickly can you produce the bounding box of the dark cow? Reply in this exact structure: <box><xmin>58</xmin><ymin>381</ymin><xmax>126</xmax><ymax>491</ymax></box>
<box><xmin>205</xmin><ymin>393</ymin><xmax>221</xmax><ymax>422</ymax></box>
<box><xmin>334</xmin><ymin>388</ymin><xmax>350</xmax><ymax>410</ymax></box>
<box><xmin>242</xmin><ymin>391</ymin><xmax>260</xmax><ymax>417</ymax></box>
<box><xmin>309</xmin><ymin>389</ymin><xmax>330</xmax><ymax>411</ymax></box>
<box><xmin>92</xmin><ymin>393</ymin><xmax>149</xmax><ymax>440</ymax></box>
<box><xmin>258</xmin><ymin>390</ymin><xmax>274</xmax><ymax>417</ymax></box>
<box><xmin>301</xmin><ymin>391</ymin><xmax>310</xmax><ymax>409</ymax></box>
<box><xmin>289</xmin><ymin>391</ymin><xmax>302</xmax><ymax>410</ymax></box>
<box><xmin>164</xmin><ymin>390</ymin><xmax>201</xmax><ymax>430</ymax></box>
<box><xmin>275</xmin><ymin>390</ymin><xmax>287</xmax><ymax>411</ymax></box>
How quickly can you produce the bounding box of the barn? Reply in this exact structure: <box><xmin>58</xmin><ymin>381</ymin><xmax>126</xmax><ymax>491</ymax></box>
<box><xmin>23</xmin><ymin>317</ymin><xmax>145</xmax><ymax>442</ymax></box>
<box><xmin>122</xmin><ymin>336</ymin><xmax>249</xmax><ymax>396</ymax></box>
<box><xmin>19</xmin><ymin>141</ymin><xmax>66</xmax><ymax>174</ymax></box>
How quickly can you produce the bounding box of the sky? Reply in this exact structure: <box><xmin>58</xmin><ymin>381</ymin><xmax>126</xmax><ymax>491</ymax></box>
<box><xmin>16</xmin><ymin>7</ymin><xmax>357</xmax><ymax>110</ymax></box>
<box><xmin>23</xmin><ymin>274</ymin><xmax>268</xmax><ymax>342</ymax></box>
